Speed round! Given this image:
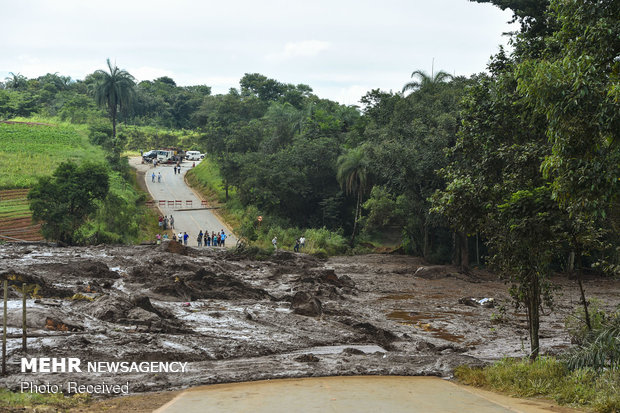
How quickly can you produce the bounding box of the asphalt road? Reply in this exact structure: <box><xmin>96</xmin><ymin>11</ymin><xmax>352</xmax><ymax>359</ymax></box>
<box><xmin>154</xmin><ymin>376</ymin><xmax>576</xmax><ymax>413</ymax></box>
<box><xmin>132</xmin><ymin>158</ymin><xmax>237</xmax><ymax>247</ymax></box>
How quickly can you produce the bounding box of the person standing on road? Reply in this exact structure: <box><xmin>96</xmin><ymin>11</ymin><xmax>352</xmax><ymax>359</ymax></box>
<box><xmin>203</xmin><ymin>231</ymin><xmax>208</xmax><ymax>247</ymax></box>
<box><xmin>221</xmin><ymin>230</ymin><xmax>226</xmax><ymax>247</ymax></box>
<box><xmin>197</xmin><ymin>230</ymin><xmax>203</xmax><ymax>247</ymax></box>
<box><xmin>183</xmin><ymin>232</ymin><xmax>189</xmax><ymax>246</ymax></box>
<box><xmin>163</xmin><ymin>216</ymin><xmax>168</xmax><ymax>230</ymax></box>
<box><xmin>272</xmin><ymin>236</ymin><xmax>277</xmax><ymax>251</ymax></box>
<box><xmin>170</xmin><ymin>215</ymin><xmax>174</xmax><ymax>229</ymax></box>
<box><xmin>173</xmin><ymin>165</ymin><xmax>177</xmax><ymax>175</ymax></box>
<box><xmin>157</xmin><ymin>172</ymin><xmax>162</xmax><ymax>183</ymax></box>
<box><xmin>152</xmin><ymin>172</ymin><xmax>155</xmax><ymax>183</ymax></box>
<box><xmin>178</xmin><ymin>232</ymin><xmax>183</xmax><ymax>243</ymax></box>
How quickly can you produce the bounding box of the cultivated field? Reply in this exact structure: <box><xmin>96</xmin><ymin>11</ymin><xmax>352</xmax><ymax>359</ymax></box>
<box><xmin>0</xmin><ymin>120</ymin><xmax>104</xmax><ymax>241</ymax></box>
<box><xmin>0</xmin><ymin>121</ymin><xmax>104</xmax><ymax>189</ymax></box>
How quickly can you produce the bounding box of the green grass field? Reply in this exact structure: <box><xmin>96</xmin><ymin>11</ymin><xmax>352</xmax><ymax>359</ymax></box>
<box><xmin>0</xmin><ymin>120</ymin><xmax>105</xmax><ymax>189</ymax></box>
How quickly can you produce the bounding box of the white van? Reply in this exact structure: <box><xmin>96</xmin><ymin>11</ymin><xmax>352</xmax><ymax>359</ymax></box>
<box><xmin>185</xmin><ymin>151</ymin><xmax>204</xmax><ymax>161</ymax></box>
<box><xmin>156</xmin><ymin>150</ymin><xmax>174</xmax><ymax>163</ymax></box>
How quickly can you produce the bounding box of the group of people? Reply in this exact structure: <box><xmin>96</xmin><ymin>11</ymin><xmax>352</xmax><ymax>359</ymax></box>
<box><xmin>196</xmin><ymin>229</ymin><xmax>227</xmax><ymax>247</ymax></box>
<box><xmin>171</xmin><ymin>232</ymin><xmax>190</xmax><ymax>245</ymax></box>
<box><xmin>173</xmin><ymin>162</ymin><xmax>182</xmax><ymax>175</ymax></box>
<box><xmin>272</xmin><ymin>236</ymin><xmax>306</xmax><ymax>252</ymax></box>
<box><xmin>158</xmin><ymin>215</ymin><xmax>174</xmax><ymax>230</ymax></box>
<box><xmin>151</xmin><ymin>172</ymin><xmax>162</xmax><ymax>183</ymax></box>
<box><xmin>156</xmin><ymin>227</ymin><xmax>228</xmax><ymax>248</ymax></box>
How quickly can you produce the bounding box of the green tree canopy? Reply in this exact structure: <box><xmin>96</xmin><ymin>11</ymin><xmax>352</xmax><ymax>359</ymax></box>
<box><xmin>28</xmin><ymin>161</ymin><xmax>110</xmax><ymax>245</ymax></box>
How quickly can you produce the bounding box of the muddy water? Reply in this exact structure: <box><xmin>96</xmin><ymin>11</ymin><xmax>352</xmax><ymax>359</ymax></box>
<box><xmin>155</xmin><ymin>376</ymin><xmax>581</xmax><ymax>413</ymax></box>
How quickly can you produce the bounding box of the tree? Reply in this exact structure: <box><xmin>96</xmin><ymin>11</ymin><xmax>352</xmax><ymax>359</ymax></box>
<box><xmin>402</xmin><ymin>69</ymin><xmax>453</xmax><ymax>95</ymax></box>
<box><xmin>431</xmin><ymin>59</ymin><xmax>556</xmax><ymax>358</ymax></box>
<box><xmin>337</xmin><ymin>146</ymin><xmax>370</xmax><ymax>245</ymax></box>
<box><xmin>516</xmin><ymin>0</ymin><xmax>619</xmax><ymax>225</ymax></box>
<box><xmin>28</xmin><ymin>162</ymin><xmax>110</xmax><ymax>245</ymax></box>
<box><xmin>470</xmin><ymin>0</ymin><xmax>550</xmax><ymax>37</ymax></box>
<box><xmin>92</xmin><ymin>59</ymin><xmax>136</xmax><ymax>139</ymax></box>
<box><xmin>516</xmin><ymin>0</ymin><xmax>620</xmax><ymax>325</ymax></box>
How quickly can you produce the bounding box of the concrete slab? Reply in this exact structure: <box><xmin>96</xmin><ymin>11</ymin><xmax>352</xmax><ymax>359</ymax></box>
<box><xmin>154</xmin><ymin>376</ymin><xmax>574</xmax><ymax>413</ymax></box>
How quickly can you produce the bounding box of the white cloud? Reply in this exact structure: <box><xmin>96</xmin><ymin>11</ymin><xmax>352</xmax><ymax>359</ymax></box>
<box><xmin>266</xmin><ymin>40</ymin><xmax>331</xmax><ymax>62</ymax></box>
<box><xmin>129</xmin><ymin>66</ymin><xmax>176</xmax><ymax>83</ymax></box>
<box><xmin>327</xmin><ymin>85</ymin><xmax>373</xmax><ymax>106</ymax></box>
<box><xmin>0</xmin><ymin>0</ymin><xmax>519</xmax><ymax>104</ymax></box>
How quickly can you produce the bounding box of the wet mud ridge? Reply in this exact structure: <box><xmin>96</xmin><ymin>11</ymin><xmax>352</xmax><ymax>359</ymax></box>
<box><xmin>0</xmin><ymin>242</ymin><xmax>617</xmax><ymax>395</ymax></box>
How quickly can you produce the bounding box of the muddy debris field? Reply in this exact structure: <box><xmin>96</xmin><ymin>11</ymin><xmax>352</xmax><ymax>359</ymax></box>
<box><xmin>0</xmin><ymin>242</ymin><xmax>617</xmax><ymax>394</ymax></box>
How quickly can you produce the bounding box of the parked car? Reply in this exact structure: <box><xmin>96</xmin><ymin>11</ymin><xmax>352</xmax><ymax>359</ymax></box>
<box><xmin>142</xmin><ymin>150</ymin><xmax>157</xmax><ymax>161</ymax></box>
<box><xmin>185</xmin><ymin>151</ymin><xmax>203</xmax><ymax>161</ymax></box>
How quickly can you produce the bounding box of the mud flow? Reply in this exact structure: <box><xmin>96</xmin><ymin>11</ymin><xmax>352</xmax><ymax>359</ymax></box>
<box><xmin>0</xmin><ymin>243</ymin><xmax>617</xmax><ymax>395</ymax></box>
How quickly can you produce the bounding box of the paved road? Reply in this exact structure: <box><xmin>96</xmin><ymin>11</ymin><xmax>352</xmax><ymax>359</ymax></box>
<box><xmin>154</xmin><ymin>376</ymin><xmax>575</xmax><ymax>413</ymax></box>
<box><xmin>131</xmin><ymin>158</ymin><xmax>236</xmax><ymax>247</ymax></box>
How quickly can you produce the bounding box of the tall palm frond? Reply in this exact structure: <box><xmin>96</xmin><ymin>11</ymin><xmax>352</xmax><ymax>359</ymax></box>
<box><xmin>402</xmin><ymin>69</ymin><xmax>453</xmax><ymax>95</ymax></box>
<box><xmin>93</xmin><ymin>59</ymin><xmax>136</xmax><ymax>138</ymax></box>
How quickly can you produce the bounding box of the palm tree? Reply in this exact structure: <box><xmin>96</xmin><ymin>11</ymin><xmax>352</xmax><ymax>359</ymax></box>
<box><xmin>402</xmin><ymin>69</ymin><xmax>453</xmax><ymax>95</ymax></box>
<box><xmin>93</xmin><ymin>59</ymin><xmax>135</xmax><ymax>139</ymax></box>
<box><xmin>337</xmin><ymin>146</ymin><xmax>370</xmax><ymax>245</ymax></box>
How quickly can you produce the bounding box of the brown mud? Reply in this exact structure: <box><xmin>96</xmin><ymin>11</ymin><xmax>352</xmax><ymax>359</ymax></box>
<box><xmin>0</xmin><ymin>243</ymin><xmax>617</xmax><ymax>397</ymax></box>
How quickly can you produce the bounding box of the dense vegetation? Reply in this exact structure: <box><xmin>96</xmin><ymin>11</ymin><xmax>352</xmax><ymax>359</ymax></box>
<box><xmin>456</xmin><ymin>304</ymin><xmax>620</xmax><ymax>412</ymax></box>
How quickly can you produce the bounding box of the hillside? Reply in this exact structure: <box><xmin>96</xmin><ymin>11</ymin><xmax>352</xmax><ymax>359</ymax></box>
<box><xmin>0</xmin><ymin>120</ymin><xmax>104</xmax><ymax>189</ymax></box>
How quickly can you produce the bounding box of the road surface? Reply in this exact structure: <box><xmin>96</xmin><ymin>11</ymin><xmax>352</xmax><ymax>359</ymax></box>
<box><xmin>154</xmin><ymin>376</ymin><xmax>579</xmax><ymax>413</ymax></box>
<box><xmin>131</xmin><ymin>157</ymin><xmax>237</xmax><ymax>247</ymax></box>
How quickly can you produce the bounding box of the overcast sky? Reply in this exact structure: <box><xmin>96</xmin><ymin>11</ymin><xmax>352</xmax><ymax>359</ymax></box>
<box><xmin>0</xmin><ymin>0</ymin><xmax>517</xmax><ymax>105</ymax></box>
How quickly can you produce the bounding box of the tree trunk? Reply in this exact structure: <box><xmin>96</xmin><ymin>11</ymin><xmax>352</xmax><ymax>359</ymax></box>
<box><xmin>423</xmin><ymin>219</ymin><xmax>429</xmax><ymax>259</ymax></box>
<box><xmin>528</xmin><ymin>273</ymin><xmax>541</xmax><ymax>360</ymax></box>
<box><xmin>577</xmin><ymin>273</ymin><xmax>591</xmax><ymax>331</ymax></box>
<box><xmin>452</xmin><ymin>231</ymin><xmax>459</xmax><ymax>266</ymax></box>
<box><xmin>111</xmin><ymin>106</ymin><xmax>117</xmax><ymax>140</ymax></box>
<box><xmin>459</xmin><ymin>232</ymin><xmax>469</xmax><ymax>273</ymax></box>
<box><xmin>350</xmin><ymin>191</ymin><xmax>361</xmax><ymax>246</ymax></box>
<box><xmin>570</xmin><ymin>247</ymin><xmax>591</xmax><ymax>331</ymax></box>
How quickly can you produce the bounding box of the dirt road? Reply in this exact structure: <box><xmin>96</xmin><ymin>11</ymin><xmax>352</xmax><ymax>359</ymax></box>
<box><xmin>130</xmin><ymin>157</ymin><xmax>236</xmax><ymax>246</ymax></box>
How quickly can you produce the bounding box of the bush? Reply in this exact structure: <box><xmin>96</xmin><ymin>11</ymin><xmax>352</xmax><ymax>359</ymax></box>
<box><xmin>456</xmin><ymin>357</ymin><xmax>620</xmax><ymax>412</ymax></box>
<box><xmin>565</xmin><ymin>298</ymin><xmax>609</xmax><ymax>344</ymax></box>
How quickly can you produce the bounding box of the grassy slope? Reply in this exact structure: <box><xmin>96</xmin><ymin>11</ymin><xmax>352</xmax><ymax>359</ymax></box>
<box><xmin>456</xmin><ymin>358</ymin><xmax>619</xmax><ymax>413</ymax></box>
<box><xmin>0</xmin><ymin>120</ymin><xmax>104</xmax><ymax>189</ymax></box>
<box><xmin>0</xmin><ymin>118</ymin><xmax>157</xmax><ymax>244</ymax></box>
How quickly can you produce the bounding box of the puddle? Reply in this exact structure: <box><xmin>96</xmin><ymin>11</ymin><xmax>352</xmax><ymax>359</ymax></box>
<box><xmin>379</xmin><ymin>293</ymin><xmax>416</xmax><ymax>300</ymax></box>
<box><xmin>387</xmin><ymin>311</ymin><xmax>464</xmax><ymax>343</ymax></box>
<box><xmin>387</xmin><ymin>311</ymin><xmax>446</xmax><ymax>323</ymax></box>
<box><xmin>290</xmin><ymin>345</ymin><xmax>386</xmax><ymax>355</ymax></box>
